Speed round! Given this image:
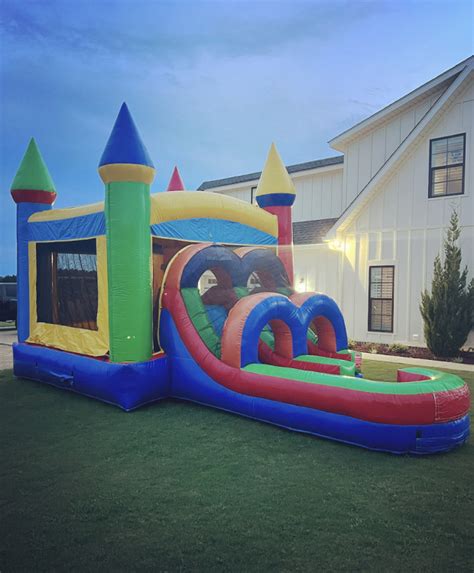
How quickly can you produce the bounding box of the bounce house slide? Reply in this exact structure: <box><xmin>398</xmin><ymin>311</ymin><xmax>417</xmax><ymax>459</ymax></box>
<box><xmin>159</xmin><ymin>244</ymin><xmax>470</xmax><ymax>454</ymax></box>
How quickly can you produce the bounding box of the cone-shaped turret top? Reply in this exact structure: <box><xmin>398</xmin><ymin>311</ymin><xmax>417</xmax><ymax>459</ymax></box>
<box><xmin>166</xmin><ymin>166</ymin><xmax>185</xmax><ymax>191</ymax></box>
<box><xmin>11</xmin><ymin>138</ymin><xmax>57</xmax><ymax>205</ymax></box>
<box><xmin>98</xmin><ymin>103</ymin><xmax>155</xmax><ymax>184</ymax></box>
<box><xmin>255</xmin><ymin>143</ymin><xmax>295</xmax><ymax>208</ymax></box>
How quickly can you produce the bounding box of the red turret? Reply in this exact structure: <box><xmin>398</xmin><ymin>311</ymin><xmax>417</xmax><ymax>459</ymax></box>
<box><xmin>166</xmin><ymin>166</ymin><xmax>185</xmax><ymax>191</ymax></box>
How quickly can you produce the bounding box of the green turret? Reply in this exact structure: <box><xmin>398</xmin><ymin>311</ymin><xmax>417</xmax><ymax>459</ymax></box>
<box><xmin>10</xmin><ymin>139</ymin><xmax>56</xmax><ymax>342</ymax></box>
<box><xmin>99</xmin><ymin>103</ymin><xmax>155</xmax><ymax>362</ymax></box>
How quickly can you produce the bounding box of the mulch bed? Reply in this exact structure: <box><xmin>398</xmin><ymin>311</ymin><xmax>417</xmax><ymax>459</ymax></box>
<box><xmin>349</xmin><ymin>341</ymin><xmax>474</xmax><ymax>365</ymax></box>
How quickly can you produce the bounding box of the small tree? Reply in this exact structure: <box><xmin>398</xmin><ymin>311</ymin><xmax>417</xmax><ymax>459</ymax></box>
<box><xmin>420</xmin><ymin>211</ymin><xmax>474</xmax><ymax>357</ymax></box>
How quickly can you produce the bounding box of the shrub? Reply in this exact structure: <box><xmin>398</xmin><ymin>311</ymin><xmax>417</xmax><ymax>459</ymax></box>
<box><xmin>420</xmin><ymin>211</ymin><xmax>474</xmax><ymax>358</ymax></box>
<box><xmin>388</xmin><ymin>343</ymin><xmax>409</xmax><ymax>354</ymax></box>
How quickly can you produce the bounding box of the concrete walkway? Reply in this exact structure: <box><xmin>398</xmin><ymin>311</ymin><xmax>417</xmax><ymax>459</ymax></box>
<box><xmin>361</xmin><ymin>351</ymin><xmax>474</xmax><ymax>372</ymax></box>
<box><xmin>0</xmin><ymin>329</ymin><xmax>16</xmax><ymax>370</ymax></box>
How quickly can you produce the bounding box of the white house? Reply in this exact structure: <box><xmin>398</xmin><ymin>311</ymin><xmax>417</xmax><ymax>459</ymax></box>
<box><xmin>198</xmin><ymin>57</ymin><xmax>474</xmax><ymax>348</ymax></box>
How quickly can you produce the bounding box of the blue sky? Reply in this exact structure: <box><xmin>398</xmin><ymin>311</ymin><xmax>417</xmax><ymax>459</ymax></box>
<box><xmin>0</xmin><ymin>0</ymin><xmax>472</xmax><ymax>274</ymax></box>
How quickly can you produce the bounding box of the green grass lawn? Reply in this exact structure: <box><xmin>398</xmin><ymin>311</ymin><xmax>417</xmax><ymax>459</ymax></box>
<box><xmin>1</xmin><ymin>360</ymin><xmax>472</xmax><ymax>572</ymax></box>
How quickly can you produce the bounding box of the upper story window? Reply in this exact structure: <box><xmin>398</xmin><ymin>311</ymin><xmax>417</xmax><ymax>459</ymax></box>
<box><xmin>429</xmin><ymin>134</ymin><xmax>466</xmax><ymax>198</ymax></box>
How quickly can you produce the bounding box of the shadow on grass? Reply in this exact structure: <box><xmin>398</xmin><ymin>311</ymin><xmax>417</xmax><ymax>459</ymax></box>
<box><xmin>0</xmin><ymin>361</ymin><xmax>472</xmax><ymax>572</ymax></box>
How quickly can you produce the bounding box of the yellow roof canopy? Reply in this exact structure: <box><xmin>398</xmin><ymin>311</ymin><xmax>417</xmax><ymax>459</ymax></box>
<box><xmin>28</xmin><ymin>191</ymin><xmax>278</xmax><ymax>239</ymax></box>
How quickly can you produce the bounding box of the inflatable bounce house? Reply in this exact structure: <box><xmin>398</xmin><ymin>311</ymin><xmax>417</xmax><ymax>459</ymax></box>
<box><xmin>10</xmin><ymin>104</ymin><xmax>470</xmax><ymax>454</ymax></box>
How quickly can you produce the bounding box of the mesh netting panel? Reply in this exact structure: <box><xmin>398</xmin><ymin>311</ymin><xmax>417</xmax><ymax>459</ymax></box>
<box><xmin>36</xmin><ymin>240</ymin><xmax>98</xmax><ymax>330</ymax></box>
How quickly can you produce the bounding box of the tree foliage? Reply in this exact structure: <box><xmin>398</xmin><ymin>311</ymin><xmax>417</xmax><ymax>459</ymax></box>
<box><xmin>420</xmin><ymin>211</ymin><xmax>474</xmax><ymax>357</ymax></box>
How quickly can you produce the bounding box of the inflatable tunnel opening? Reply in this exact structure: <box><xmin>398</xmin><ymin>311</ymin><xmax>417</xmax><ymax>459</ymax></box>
<box><xmin>254</xmin><ymin>319</ymin><xmax>294</xmax><ymax>360</ymax></box>
<box><xmin>247</xmin><ymin>271</ymin><xmax>261</xmax><ymax>291</ymax></box>
<box><xmin>235</xmin><ymin>247</ymin><xmax>292</xmax><ymax>295</ymax></box>
<box><xmin>176</xmin><ymin>244</ymin><xmax>299</xmax><ymax>356</ymax></box>
<box><xmin>177</xmin><ymin>248</ymin><xmax>244</xmax><ymax>358</ymax></box>
<box><xmin>306</xmin><ymin>324</ymin><xmax>319</xmax><ymax>348</ymax></box>
<box><xmin>221</xmin><ymin>292</ymin><xmax>307</xmax><ymax>368</ymax></box>
<box><xmin>259</xmin><ymin>321</ymin><xmax>276</xmax><ymax>350</ymax></box>
<box><xmin>309</xmin><ymin>316</ymin><xmax>337</xmax><ymax>354</ymax></box>
<box><xmin>198</xmin><ymin>270</ymin><xmax>219</xmax><ymax>295</ymax></box>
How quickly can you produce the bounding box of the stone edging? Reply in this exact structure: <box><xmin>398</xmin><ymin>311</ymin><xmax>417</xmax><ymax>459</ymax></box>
<box><xmin>361</xmin><ymin>352</ymin><xmax>474</xmax><ymax>372</ymax></box>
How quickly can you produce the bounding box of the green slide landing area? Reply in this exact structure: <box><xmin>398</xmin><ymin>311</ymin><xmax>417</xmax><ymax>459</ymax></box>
<box><xmin>243</xmin><ymin>364</ymin><xmax>466</xmax><ymax>395</ymax></box>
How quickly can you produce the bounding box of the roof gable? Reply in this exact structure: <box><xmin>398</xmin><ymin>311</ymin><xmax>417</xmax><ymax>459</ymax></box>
<box><xmin>326</xmin><ymin>62</ymin><xmax>473</xmax><ymax>239</ymax></box>
<box><xmin>329</xmin><ymin>56</ymin><xmax>473</xmax><ymax>151</ymax></box>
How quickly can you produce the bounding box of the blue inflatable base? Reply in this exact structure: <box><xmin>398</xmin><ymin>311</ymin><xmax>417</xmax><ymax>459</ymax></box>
<box><xmin>160</xmin><ymin>310</ymin><xmax>470</xmax><ymax>455</ymax></box>
<box><xmin>12</xmin><ymin>336</ymin><xmax>470</xmax><ymax>455</ymax></box>
<box><xmin>12</xmin><ymin>343</ymin><xmax>170</xmax><ymax>411</ymax></box>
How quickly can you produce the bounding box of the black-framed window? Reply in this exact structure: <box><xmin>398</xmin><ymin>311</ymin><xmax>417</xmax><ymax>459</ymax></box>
<box><xmin>368</xmin><ymin>266</ymin><xmax>394</xmax><ymax>333</ymax></box>
<box><xmin>250</xmin><ymin>186</ymin><xmax>257</xmax><ymax>204</ymax></box>
<box><xmin>429</xmin><ymin>133</ymin><xmax>465</xmax><ymax>198</ymax></box>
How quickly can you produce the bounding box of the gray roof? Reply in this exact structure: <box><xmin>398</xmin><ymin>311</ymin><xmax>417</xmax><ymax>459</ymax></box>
<box><xmin>198</xmin><ymin>155</ymin><xmax>344</xmax><ymax>191</ymax></box>
<box><xmin>293</xmin><ymin>218</ymin><xmax>339</xmax><ymax>245</ymax></box>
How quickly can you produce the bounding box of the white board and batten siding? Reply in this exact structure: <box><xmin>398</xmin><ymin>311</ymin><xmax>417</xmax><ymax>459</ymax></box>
<box><xmin>292</xmin><ymin>168</ymin><xmax>343</xmax><ymax>222</ymax></box>
<box><xmin>341</xmin><ymin>86</ymin><xmax>447</xmax><ymax>209</ymax></box>
<box><xmin>338</xmin><ymin>74</ymin><xmax>473</xmax><ymax>347</ymax></box>
<box><xmin>213</xmin><ymin>185</ymin><xmax>253</xmax><ymax>204</ymax></box>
